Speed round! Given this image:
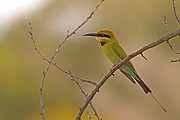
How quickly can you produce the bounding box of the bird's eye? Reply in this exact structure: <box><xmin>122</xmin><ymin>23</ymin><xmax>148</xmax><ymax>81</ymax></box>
<box><xmin>98</xmin><ymin>33</ymin><xmax>111</xmax><ymax>39</ymax></box>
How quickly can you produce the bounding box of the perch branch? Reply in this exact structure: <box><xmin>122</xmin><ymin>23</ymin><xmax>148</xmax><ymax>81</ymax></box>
<box><xmin>75</xmin><ymin>29</ymin><xmax>180</xmax><ymax>120</ymax></box>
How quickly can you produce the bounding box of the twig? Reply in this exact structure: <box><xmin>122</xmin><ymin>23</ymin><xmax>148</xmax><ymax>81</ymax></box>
<box><xmin>172</xmin><ymin>0</ymin><xmax>180</xmax><ymax>25</ymax></box>
<box><xmin>68</xmin><ymin>70</ymin><xmax>102</xmax><ymax>120</ymax></box>
<box><xmin>29</xmin><ymin>23</ymin><xmax>48</xmax><ymax>61</ymax></box>
<box><xmin>29</xmin><ymin>0</ymin><xmax>104</xmax><ymax>119</ymax></box>
<box><xmin>28</xmin><ymin>24</ymin><xmax>98</xmax><ymax>119</ymax></box>
<box><xmin>141</xmin><ymin>53</ymin><xmax>148</xmax><ymax>60</ymax></box>
<box><xmin>167</xmin><ymin>40</ymin><xmax>180</xmax><ymax>54</ymax></box>
<box><xmin>29</xmin><ymin>23</ymin><xmax>99</xmax><ymax>118</ymax></box>
<box><xmin>58</xmin><ymin>0</ymin><xmax>105</xmax><ymax>50</ymax></box>
<box><xmin>52</xmin><ymin>63</ymin><xmax>98</xmax><ymax>86</ymax></box>
<box><xmin>164</xmin><ymin>16</ymin><xmax>169</xmax><ymax>34</ymax></box>
<box><xmin>164</xmin><ymin>16</ymin><xmax>180</xmax><ymax>55</ymax></box>
<box><xmin>28</xmin><ymin>22</ymin><xmax>47</xmax><ymax>120</ymax></box>
<box><xmin>75</xmin><ymin>29</ymin><xmax>180</xmax><ymax>120</ymax></box>
<box><xmin>28</xmin><ymin>26</ymin><xmax>97</xmax><ymax>86</ymax></box>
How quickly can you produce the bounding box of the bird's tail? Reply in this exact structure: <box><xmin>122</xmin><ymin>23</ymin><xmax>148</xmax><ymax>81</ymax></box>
<box><xmin>121</xmin><ymin>66</ymin><xmax>152</xmax><ymax>93</ymax></box>
<box><xmin>121</xmin><ymin>66</ymin><xmax>166</xmax><ymax>111</ymax></box>
<box><xmin>135</xmin><ymin>74</ymin><xmax>166</xmax><ymax>112</ymax></box>
<box><xmin>135</xmin><ymin>77</ymin><xmax>152</xmax><ymax>93</ymax></box>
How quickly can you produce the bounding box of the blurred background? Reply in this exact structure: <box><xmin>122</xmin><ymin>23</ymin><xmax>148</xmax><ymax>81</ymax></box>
<box><xmin>0</xmin><ymin>0</ymin><xmax>180</xmax><ymax>120</ymax></box>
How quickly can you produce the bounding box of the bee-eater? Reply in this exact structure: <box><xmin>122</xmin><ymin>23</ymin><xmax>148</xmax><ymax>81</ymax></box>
<box><xmin>83</xmin><ymin>30</ymin><xmax>166</xmax><ymax>112</ymax></box>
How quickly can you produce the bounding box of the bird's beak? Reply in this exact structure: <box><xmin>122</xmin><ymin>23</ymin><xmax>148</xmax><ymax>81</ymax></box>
<box><xmin>83</xmin><ymin>33</ymin><xmax>98</xmax><ymax>37</ymax></box>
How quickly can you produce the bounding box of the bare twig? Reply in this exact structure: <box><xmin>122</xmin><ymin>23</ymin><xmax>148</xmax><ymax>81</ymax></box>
<box><xmin>172</xmin><ymin>0</ymin><xmax>180</xmax><ymax>25</ymax></box>
<box><xmin>163</xmin><ymin>16</ymin><xmax>180</xmax><ymax>55</ymax></box>
<box><xmin>141</xmin><ymin>53</ymin><xmax>148</xmax><ymax>60</ymax></box>
<box><xmin>29</xmin><ymin>24</ymin><xmax>97</xmax><ymax>99</ymax></box>
<box><xmin>28</xmin><ymin>22</ymin><xmax>47</xmax><ymax>120</ymax></box>
<box><xmin>167</xmin><ymin>40</ymin><xmax>180</xmax><ymax>54</ymax></box>
<box><xmin>29</xmin><ymin>0</ymin><xmax>104</xmax><ymax>119</ymax></box>
<box><xmin>164</xmin><ymin>16</ymin><xmax>169</xmax><ymax>34</ymax></box>
<box><xmin>52</xmin><ymin>63</ymin><xmax>98</xmax><ymax>86</ymax></box>
<box><xmin>68</xmin><ymin>70</ymin><xmax>102</xmax><ymax>120</ymax></box>
<box><xmin>75</xmin><ymin>29</ymin><xmax>180</xmax><ymax>120</ymax></box>
<box><xmin>28</xmin><ymin>28</ymin><xmax>97</xmax><ymax>86</ymax></box>
<box><xmin>29</xmin><ymin>23</ymin><xmax>48</xmax><ymax>61</ymax></box>
<box><xmin>59</xmin><ymin>0</ymin><xmax>105</xmax><ymax>50</ymax></box>
<box><xmin>29</xmin><ymin>25</ymin><xmax>97</xmax><ymax>85</ymax></box>
<box><xmin>29</xmin><ymin>23</ymin><xmax>99</xmax><ymax>118</ymax></box>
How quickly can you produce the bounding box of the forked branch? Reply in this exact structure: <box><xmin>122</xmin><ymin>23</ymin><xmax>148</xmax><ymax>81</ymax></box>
<box><xmin>29</xmin><ymin>0</ymin><xmax>105</xmax><ymax>120</ymax></box>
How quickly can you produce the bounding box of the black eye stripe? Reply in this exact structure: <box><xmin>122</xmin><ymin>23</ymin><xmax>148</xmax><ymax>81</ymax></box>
<box><xmin>98</xmin><ymin>33</ymin><xmax>111</xmax><ymax>38</ymax></box>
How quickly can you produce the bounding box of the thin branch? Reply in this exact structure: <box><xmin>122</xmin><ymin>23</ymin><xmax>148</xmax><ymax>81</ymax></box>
<box><xmin>167</xmin><ymin>40</ymin><xmax>180</xmax><ymax>54</ymax></box>
<box><xmin>28</xmin><ymin>26</ymin><xmax>97</xmax><ymax>86</ymax></box>
<box><xmin>29</xmin><ymin>23</ymin><xmax>98</xmax><ymax>86</ymax></box>
<box><xmin>141</xmin><ymin>53</ymin><xmax>148</xmax><ymax>60</ymax></box>
<box><xmin>163</xmin><ymin>16</ymin><xmax>180</xmax><ymax>55</ymax></box>
<box><xmin>57</xmin><ymin>0</ymin><xmax>105</xmax><ymax>52</ymax></box>
<box><xmin>29</xmin><ymin>23</ymin><xmax>48</xmax><ymax>61</ymax></box>
<box><xmin>68</xmin><ymin>70</ymin><xmax>102</xmax><ymax>120</ymax></box>
<box><xmin>28</xmin><ymin>22</ymin><xmax>47</xmax><ymax>120</ymax></box>
<box><xmin>29</xmin><ymin>23</ymin><xmax>98</xmax><ymax>120</ymax></box>
<box><xmin>37</xmin><ymin>0</ymin><xmax>104</xmax><ymax>119</ymax></box>
<box><xmin>172</xmin><ymin>0</ymin><xmax>180</xmax><ymax>25</ymax></box>
<box><xmin>29</xmin><ymin>0</ymin><xmax>104</xmax><ymax>119</ymax></box>
<box><xmin>29</xmin><ymin>24</ymin><xmax>99</xmax><ymax>118</ymax></box>
<box><xmin>52</xmin><ymin>63</ymin><xmax>98</xmax><ymax>86</ymax></box>
<box><xmin>75</xmin><ymin>29</ymin><xmax>180</xmax><ymax>120</ymax></box>
<box><xmin>164</xmin><ymin>16</ymin><xmax>169</xmax><ymax>34</ymax></box>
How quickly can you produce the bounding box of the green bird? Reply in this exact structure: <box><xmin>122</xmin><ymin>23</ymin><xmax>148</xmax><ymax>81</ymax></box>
<box><xmin>83</xmin><ymin>30</ymin><xmax>166</xmax><ymax>112</ymax></box>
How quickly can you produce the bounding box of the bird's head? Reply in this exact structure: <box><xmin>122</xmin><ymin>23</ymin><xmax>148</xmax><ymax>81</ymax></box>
<box><xmin>83</xmin><ymin>30</ymin><xmax>116</xmax><ymax>44</ymax></box>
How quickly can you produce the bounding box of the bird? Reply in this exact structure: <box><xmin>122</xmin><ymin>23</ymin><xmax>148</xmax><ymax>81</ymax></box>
<box><xmin>83</xmin><ymin>30</ymin><xmax>166</xmax><ymax>112</ymax></box>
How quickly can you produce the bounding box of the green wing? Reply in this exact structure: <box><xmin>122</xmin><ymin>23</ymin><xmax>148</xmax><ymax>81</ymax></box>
<box><xmin>112</xmin><ymin>42</ymin><xmax>136</xmax><ymax>71</ymax></box>
<box><xmin>112</xmin><ymin>42</ymin><xmax>127</xmax><ymax>59</ymax></box>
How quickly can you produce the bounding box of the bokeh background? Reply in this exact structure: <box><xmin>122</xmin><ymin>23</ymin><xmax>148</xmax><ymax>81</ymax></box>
<box><xmin>0</xmin><ymin>0</ymin><xmax>180</xmax><ymax>120</ymax></box>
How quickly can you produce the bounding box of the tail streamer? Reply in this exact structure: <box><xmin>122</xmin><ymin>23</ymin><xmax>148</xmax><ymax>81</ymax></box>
<box><xmin>150</xmin><ymin>93</ymin><xmax>167</xmax><ymax>112</ymax></box>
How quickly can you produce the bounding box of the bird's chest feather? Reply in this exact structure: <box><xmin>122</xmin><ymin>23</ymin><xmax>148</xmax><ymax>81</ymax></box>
<box><xmin>101</xmin><ymin>42</ymin><xmax>121</xmax><ymax>64</ymax></box>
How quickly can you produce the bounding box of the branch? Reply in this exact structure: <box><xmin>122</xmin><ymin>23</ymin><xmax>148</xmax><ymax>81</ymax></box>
<box><xmin>75</xmin><ymin>29</ymin><xmax>180</xmax><ymax>120</ymax></box>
